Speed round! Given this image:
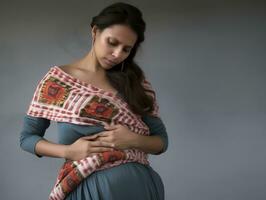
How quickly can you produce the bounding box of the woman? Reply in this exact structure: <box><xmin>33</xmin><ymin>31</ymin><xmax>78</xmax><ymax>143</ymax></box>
<box><xmin>20</xmin><ymin>2</ymin><xmax>168</xmax><ymax>200</ymax></box>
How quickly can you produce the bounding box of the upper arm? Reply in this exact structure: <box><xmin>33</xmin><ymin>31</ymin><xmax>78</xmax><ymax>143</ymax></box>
<box><xmin>19</xmin><ymin>115</ymin><xmax>51</xmax><ymax>157</ymax></box>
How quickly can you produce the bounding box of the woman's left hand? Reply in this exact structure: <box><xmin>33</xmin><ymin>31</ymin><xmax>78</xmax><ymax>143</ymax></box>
<box><xmin>91</xmin><ymin>124</ymin><xmax>137</xmax><ymax>150</ymax></box>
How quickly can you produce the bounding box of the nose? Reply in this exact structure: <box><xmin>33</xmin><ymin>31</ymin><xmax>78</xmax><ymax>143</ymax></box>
<box><xmin>111</xmin><ymin>48</ymin><xmax>123</xmax><ymax>59</ymax></box>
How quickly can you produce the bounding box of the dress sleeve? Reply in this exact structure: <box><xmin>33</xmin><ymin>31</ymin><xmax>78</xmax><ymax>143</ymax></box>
<box><xmin>19</xmin><ymin>115</ymin><xmax>51</xmax><ymax>157</ymax></box>
<box><xmin>20</xmin><ymin>69</ymin><xmax>53</xmax><ymax>157</ymax></box>
<box><xmin>141</xmin><ymin>78</ymin><xmax>168</xmax><ymax>154</ymax></box>
<box><xmin>142</xmin><ymin>115</ymin><xmax>168</xmax><ymax>155</ymax></box>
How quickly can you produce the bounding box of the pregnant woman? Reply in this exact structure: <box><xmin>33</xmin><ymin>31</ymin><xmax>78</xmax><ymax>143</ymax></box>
<box><xmin>20</xmin><ymin>2</ymin><xmax>168</xmax><ymax>200</ymax></box>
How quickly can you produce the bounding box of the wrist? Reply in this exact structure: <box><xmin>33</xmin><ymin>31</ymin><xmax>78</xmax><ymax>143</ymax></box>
<box><xmin>63</xmin><ymin>145</ymin><xmax>70</xmax><ymax>159</ymax></box>
<box><xmin>130</xmin><ymin>133</ymin><xmax>141</xmax><ymax>149</ymax></box>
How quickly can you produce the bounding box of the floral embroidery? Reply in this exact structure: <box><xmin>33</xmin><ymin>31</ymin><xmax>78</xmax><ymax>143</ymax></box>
<box><xmin>80</xmin><ymin>95</ymin><xmax>119</xmax><ymax>123</ymax></box>
<box><xmin>39</xmin><ymin>77</ymin><xmax>71</xmax><ymax>107</ymax></box>
<box><xmin>27</xmin><ymin>66</ymin><xmax>153</xmax><ymax>200</ymax></box>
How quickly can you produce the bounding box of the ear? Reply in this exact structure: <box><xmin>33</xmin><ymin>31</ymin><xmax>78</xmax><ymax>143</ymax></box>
<box><xmin>91</xmin><ymin>25</ymin><xmax>99</xmax><ymax>39</ymax></box>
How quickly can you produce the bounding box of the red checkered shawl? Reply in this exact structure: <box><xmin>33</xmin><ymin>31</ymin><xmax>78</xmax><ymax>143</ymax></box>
<box><xmin>26</xmin><ymin>66</ymin><xmax>159</xmax><ymax>200</ymax></box>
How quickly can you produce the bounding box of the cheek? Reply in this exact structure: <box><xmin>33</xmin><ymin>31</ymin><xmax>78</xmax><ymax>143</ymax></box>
<box><xmin>121</xmin><ymin>53</ymin><xmax>130</xmax><ymax>61</ymax></box>
<box><xmin>105</xmin><ymin>46</ymin><xmax>113</xmax><ymax>55</ymax></box>
<box><xmin>95</xmin><ymin>39</ymin><xmax>110</xmax><ymax>55</ymax></box>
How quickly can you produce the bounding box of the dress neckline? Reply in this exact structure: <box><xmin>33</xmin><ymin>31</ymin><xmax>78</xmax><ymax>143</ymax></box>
<box><xmin>53</xmin><ymin>65</ymin><xmax>120</xmax><ymax>98</ymax></box>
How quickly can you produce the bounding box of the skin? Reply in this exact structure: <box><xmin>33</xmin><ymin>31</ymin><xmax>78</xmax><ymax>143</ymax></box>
<box><xmin>58</xmin><ymin>24</ymin><xmax>136</xmax><ymax>94</ymax></box>
<box><xmin>35</xmin><ymin>24</ymin><xmax>164</xmax><ymax>161</ymax></box>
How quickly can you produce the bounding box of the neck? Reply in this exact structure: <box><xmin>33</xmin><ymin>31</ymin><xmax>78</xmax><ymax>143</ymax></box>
<box><xmin>74</xmin><ymin>49</ymin><xmax>104</xmax><ymax>74</ymax></box>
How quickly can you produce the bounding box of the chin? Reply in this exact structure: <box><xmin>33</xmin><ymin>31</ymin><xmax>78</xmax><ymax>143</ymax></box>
<box><xmin>100</xmin><ymin>59</ymin><xmax>115</xmax><ymax>70</ymax></box>
<box><xmin>102</xmin><ymin>62</ymin><xmax>113</xmax><ymax>69</ymax></box>
<box><xmin>99</xmin><ymin>65</ymin><xmax>111</xmax><ymax>71</ymax></box>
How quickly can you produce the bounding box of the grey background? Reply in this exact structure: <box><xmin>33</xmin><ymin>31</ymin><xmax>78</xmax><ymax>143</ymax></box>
<box><xmin>1</xmin><ymin>0</ymin><xmax>265</xmax><ymax>199</ymax></box>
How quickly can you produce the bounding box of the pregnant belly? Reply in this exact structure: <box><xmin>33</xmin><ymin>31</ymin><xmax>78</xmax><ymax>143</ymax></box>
<box><xmin>66</xmin><ymin>162</ymin><xmax>165</xmax><ymax>200</ymax></box>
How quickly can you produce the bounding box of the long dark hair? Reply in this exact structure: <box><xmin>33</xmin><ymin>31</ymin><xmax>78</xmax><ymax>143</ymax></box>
<box><xmin>91</xmin><ymin>2</ymin><xmax>155</xmax><ymax>116</ymax></box>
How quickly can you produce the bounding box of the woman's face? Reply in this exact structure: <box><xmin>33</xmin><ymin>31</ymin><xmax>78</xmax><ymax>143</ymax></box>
<box><xmin>92</xmin><ymin>24</ymin><xmax>137</xmax><ymax>70</ymax></box>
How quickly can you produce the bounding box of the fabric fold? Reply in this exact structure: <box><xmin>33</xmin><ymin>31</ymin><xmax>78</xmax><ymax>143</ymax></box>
<box><xmin>26</xmin><ymin>66</ymin><xmax>159</xmax><ymax>200</ymax></box>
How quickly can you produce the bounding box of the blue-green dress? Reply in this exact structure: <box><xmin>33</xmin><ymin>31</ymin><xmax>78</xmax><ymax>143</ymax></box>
<box><xmin>20</xmin><ymin>114</ymin><xmax>168</xmax><ymax>200</ymax></box>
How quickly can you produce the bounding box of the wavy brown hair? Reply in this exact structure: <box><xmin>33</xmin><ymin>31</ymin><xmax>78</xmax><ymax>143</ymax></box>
<box><xmin>91</xmin><ymin>2</ymin><xmax>155</xmax><ymax>116</ymax></box>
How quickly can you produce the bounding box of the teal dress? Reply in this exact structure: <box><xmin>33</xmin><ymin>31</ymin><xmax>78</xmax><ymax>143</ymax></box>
<box><xmin>20</xmin><ymin>115</ymin><xmax>168</xmax><ymax>200</ymax></box>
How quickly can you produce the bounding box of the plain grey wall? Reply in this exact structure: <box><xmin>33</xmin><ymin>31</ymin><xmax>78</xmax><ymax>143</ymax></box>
<box><xmin>1</xmin><ymin>0</ymin><xmax>265</xmax><ymax>199</ymax></box>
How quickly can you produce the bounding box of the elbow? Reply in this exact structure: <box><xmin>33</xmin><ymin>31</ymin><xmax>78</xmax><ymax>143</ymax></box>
<box><xmin>19</xmin><ymin>135</ymin><xmax>27</xmax><ymax>152</ymax></box>
<box><xmin>154</xmin><ymin>136</ymin><xmax>168</xmax><ymax>155</ymax></box>
<box><xmin>19</xmin><ymin>134</ymin><xmax>33</xmax><ymax>154</ymax></box>
<box><xmin>19</xmin><ymin>131</ymin><xmax>43</xmax><ymax>156</ymax></box>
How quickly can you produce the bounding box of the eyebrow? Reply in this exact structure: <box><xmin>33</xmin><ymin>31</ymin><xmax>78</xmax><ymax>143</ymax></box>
<box><xmin>109</xmin><ymin>37</ymin><xmax>134</xmax><ymax>49</ymax></box>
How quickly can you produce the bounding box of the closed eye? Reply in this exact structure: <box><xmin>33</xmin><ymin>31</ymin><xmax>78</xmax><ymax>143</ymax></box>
<box><xmin>108</xmin><ymin>39</ymin><xmax>131</xmax><ymax>53</ymax></box>
<box><xmin>108</xmin><ymin>41</ymin><xmax>116</xmax><ymax>46</ymax></box>
<box><xmin>123</xmin><ymin>48</ymin><xmax>131</xmax><ymax>53</ymax></box>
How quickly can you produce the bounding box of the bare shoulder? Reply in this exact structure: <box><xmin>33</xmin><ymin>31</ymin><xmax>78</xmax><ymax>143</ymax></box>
<box><xmin>57</xmin><ymin>64</ymin><xmax>75</xmax><ymax>74</ymax></box>
<box><xmin>56</xmin><ymin>64</ymin><xmax>95</xmax><ymax>84</ymax></box>
<box><xmin>57</xmin><ymin>63</ymin><xmax>85</xmax><ymax>77</ymax></box>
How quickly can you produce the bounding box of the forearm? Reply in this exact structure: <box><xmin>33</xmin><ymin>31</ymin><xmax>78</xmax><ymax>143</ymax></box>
<box><xmin>35</xmin><ymin>139</ymin><xmax>68</xmax><ymax>158</ymax></box>
<box><xmin>131</xmin><ymin>134</ymin><xmax>164</xmax><ymax>155</ymax></box>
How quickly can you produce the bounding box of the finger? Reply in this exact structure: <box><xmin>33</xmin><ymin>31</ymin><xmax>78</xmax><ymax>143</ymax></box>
<box><xmin>106</xmin><ymin>124</ymin><xmax>122</xmax><ymax>129</ymax></box>
<box><xmin>103</xmin><ymin>122</ymin><xmax>119</xmax><ymax>130</ymax></box>
<box><xmin>89</xmin><ymin>147</ymin><xmax>114</xmax><ymax>153</ymax></box>
<box><xmin>83</xmin><ymin>131</ymin><xmax>109</xmax><ymax>140</ymax></box>
<box><xmin>82</xmin><ymin>134</ymin><xmax>99</xmax><ymax>140</ymax></box>
<box><xmin>96</xmin><ymin>131</ymin><xmax>111</xmax><ymax>137</ymax></box>
<box><xmin>90</xmin><ymin>140</ymin><xmax>114</xmax><ymax>148</ymax></box>
<box><xmin>104</xmin><ymin>125</ymin><xmax>121</xmax><ymax>131</ymax></box>
<box><xmin>96</xmin><ymin>137</ymin><xmax>115</xmax><ymax>147</ymax></box>
<box><xmin>104</xmin><ymin>124</ymin><xmax>116</xmax><ymax>130</ymax></box>
<box><xmin>102</xmin><ymin>122</ymin><xmax>110</xmax><ymax>127</ymax></box>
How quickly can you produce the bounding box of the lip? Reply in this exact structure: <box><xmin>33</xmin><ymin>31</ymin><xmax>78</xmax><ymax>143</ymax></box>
<box><xmin>104</xmin><ymin>58</ymin><xmax>117</xmax><ymax>65</ymax></box>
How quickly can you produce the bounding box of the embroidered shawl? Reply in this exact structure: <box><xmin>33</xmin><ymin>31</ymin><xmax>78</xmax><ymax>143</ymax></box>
<box><xmin>26</xmin><ymin>66</ymin><xmax>159</xmax><ymax>200</ymax></box>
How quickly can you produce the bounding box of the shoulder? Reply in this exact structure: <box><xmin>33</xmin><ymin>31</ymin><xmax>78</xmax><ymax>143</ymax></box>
<box><xmin>57</xmin><ymin>64</ymin><xmax>76</xmax><ymax>75</ymax></box>
<box><xmin>56</xmin><ymin>64</ymin><xmax>91</xmax><ymax>79</ymax></box>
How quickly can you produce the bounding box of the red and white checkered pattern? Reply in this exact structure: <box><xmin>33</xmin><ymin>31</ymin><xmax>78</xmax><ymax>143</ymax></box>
<box><xmin>27</xmin><ymin>66</ymin><xmax>159</xmax><ymax>200</ymax></box>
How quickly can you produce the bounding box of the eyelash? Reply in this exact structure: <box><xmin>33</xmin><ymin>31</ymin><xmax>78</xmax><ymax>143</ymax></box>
<box><xmin>108</xmin><ymin>40</ymin><xmax>130</xmax><ymax>53</ymax></box>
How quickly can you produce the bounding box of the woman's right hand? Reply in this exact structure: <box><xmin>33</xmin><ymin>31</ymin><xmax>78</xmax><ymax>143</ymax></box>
<box><xmin>64</xmin><ymin>135</ymin><xmax>115</xmax><ymax>161</ymax></box>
